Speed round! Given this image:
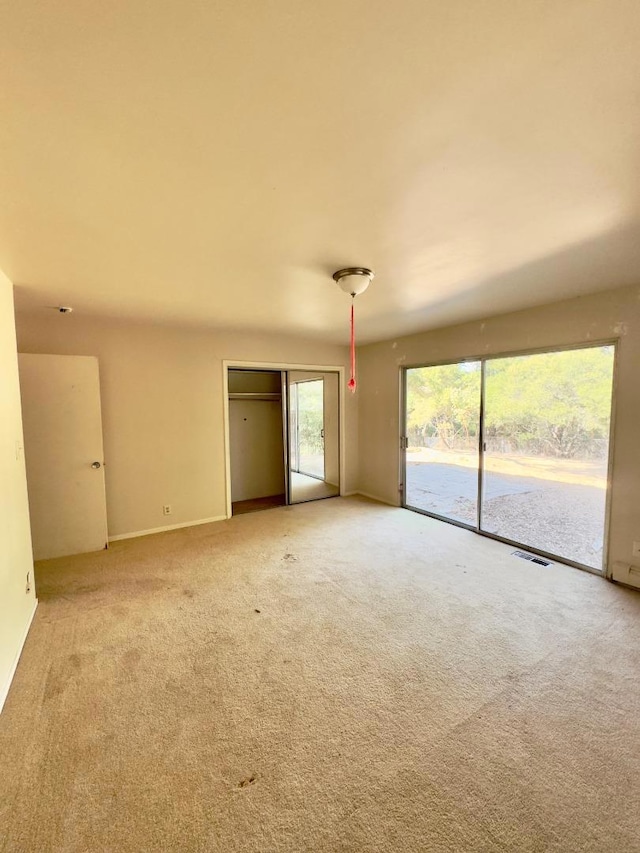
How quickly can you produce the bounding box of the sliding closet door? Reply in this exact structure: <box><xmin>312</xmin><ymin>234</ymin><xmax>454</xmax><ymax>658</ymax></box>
<box><xmin>287</xmin><ymin>371</ymin><xmax>340</xmax><ymax>504</ymax></box>
<box><xmin>481</xmin><ymin>346</ymin><xmax>615</xmax><ymax>570</ymax></box>
<box><xmin>403</xmin><ymin>362</ymin><xmax>481</xmax><ymax>525</ymax></box>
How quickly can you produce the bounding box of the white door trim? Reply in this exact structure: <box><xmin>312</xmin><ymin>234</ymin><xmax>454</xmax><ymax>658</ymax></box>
<box><xmin>222</xmin><ymin>360</ymin><xmax>346</xmax><ymax>519</ymax></box>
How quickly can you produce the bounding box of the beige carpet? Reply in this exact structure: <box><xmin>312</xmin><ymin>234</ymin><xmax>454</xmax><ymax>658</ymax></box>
<box><xmin>1</xmin><ymin>496</ymin><xmax>639</xmax><ymax>852</ymax></box>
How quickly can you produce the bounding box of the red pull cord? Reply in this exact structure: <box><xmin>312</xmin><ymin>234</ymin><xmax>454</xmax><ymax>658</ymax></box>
<box><xmin>348</xmin><ymin>298</ymin><xmax>356</xmax><ymax>393</ymax></box>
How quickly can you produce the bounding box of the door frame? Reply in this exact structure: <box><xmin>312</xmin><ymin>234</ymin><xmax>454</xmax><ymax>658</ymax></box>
<box><xmin>222</xmin><ymin>360</ymin><xmax>345</xmax><ymax>519</ymax></box>
<box><xmin>400</xmin><ymin>339</ymin><xmax>619</xmax><ymax>576</ymax></box>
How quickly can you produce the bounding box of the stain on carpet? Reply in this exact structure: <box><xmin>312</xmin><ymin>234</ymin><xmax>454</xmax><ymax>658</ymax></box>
<box><xmin>43</xmin><ymin>653</ymin><xmax>83</xmax><ymax>703</ymax></box>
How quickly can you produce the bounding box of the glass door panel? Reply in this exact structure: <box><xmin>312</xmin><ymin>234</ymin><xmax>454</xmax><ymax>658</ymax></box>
<box><xmin>288</xmin><ymin>372</ymin><xmax>340</xmax><ymax>504</ymax></box>
<box><xmin>481</xmin><ymin>346</ymin><xmax>615</xmax><ymax>569</ymax></box>
<box><xmin>293</xmin><ymin>378</ymin><xmax>325</xmax><ymax>479</ymax></box>
<box><xmin>404</xmin><ymin>362</ymin><xmax>481</xmax><ymax>525</ymax></box>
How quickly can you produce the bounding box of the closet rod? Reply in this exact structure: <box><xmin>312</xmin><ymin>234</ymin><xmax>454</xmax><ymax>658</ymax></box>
<box><xmin>228</xmin><ymin>392</ymin><xmax>282</xmax><ymax>401</ymax></box>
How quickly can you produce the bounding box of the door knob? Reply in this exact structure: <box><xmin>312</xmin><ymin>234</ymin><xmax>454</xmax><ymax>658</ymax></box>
<box><xmin>91</xmin><ymin>461</ymin><xmax>101</xmax><ymax>469</ymax></box>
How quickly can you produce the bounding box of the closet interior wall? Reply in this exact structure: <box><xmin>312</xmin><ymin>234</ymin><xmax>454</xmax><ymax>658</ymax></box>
<box><xmin>228</xmin><ymin>370</ymin><xmax>286</xmax><ymax>510</ymax></box>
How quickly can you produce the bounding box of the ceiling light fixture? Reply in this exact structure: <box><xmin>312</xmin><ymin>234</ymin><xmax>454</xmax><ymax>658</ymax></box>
<box><xmin>332</xmin><ymin>267</ymin><xmax>374</xmax><ymax>297</ymax></box>
<box><xmin>333</xmin><ymin>267</ymin><xmax>374</xmax><ymax>393</ymax></box>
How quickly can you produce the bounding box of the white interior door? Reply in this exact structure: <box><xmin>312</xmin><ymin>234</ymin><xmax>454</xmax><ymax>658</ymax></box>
<box><xmin>18</xmin><ymin>354</ymin><xmax>108</xmax><ymax>560</ymax></box>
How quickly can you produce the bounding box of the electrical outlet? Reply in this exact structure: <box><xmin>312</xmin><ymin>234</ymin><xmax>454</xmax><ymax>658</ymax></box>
<box><xmin>633</xmin><ymin>541</ymin><xmax>640</xmax><ymax>558</ymax></box>
<box><xmin>163</xmin><ymin>505</ymin><xmax>172</xmax><ymax>516</ymax></box>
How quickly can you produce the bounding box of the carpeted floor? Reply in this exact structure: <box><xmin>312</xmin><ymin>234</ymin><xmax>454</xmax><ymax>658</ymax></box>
<box><xmin>1</xmin><ymin>496</ymin><xmax>639</xmax><ymax>852</ymax></box>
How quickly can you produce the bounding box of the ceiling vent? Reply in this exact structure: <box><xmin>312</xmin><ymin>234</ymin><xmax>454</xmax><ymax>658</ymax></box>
<box><xmin>512</xmin><ymin>550</ymin><xmax>553</xmax><ymax>567</ymax></box>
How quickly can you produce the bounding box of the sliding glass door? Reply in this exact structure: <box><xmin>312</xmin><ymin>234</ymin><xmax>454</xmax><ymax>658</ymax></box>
<box><xmin>404</xmin><ymin>362</ymin><xmax>481</xmax><ymax>526</ymax></box>
<box><xmin>481</xmin><ymin>346</ymin><xmax>614</xmax><ymax>569</ymax></box>
<box><xmin>403</xmin><ymin>344</ymin><xmax>615</xmax><ymax>572</ymax></box>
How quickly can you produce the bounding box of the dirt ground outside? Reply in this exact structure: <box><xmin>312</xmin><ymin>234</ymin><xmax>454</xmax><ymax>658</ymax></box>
<box><xmin>405</xmin><ymin>448</ymin><xmax>608</xmax><ymax>570</ymax></box>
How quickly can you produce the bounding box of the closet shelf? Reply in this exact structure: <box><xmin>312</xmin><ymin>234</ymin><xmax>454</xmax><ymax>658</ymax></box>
<box><xmin>228</xmin><ymin>392</ymin><xmax>282</xmax><ymax>401</ymax></box>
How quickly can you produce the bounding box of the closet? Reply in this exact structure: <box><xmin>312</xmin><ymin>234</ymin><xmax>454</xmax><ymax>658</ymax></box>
<box><xmin>228</xmin><ymin>368</ymin><xmax>340</xmax><ymax>515</ymax></box>
<box><xmin>228</xmin><ymin>370</ymin><xmax>287</xmax><ymax>514</ymax></box>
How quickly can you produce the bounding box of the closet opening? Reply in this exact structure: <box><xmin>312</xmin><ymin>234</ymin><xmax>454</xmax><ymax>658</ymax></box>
<box><xmin>226</xmin><ymin>366</ymin><xmax>341</xmax><ymax>516</ymax></box>
<box><xmin>228</xmin><ymin>369</ymin><xmax>287</xmax><ymax>516</ymax></box>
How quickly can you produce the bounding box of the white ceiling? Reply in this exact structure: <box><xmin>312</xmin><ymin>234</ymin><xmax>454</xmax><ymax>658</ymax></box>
<box><xmin>2</xmin><ymin>1</ymin><xmax>640</xmax><ymax>344</ymax></box>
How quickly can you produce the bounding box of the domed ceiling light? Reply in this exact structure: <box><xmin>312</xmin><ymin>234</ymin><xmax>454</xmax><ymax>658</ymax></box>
<box><xmin>332</xmin><ymin>267</ymin><xmax>374</xmax><ymax>393</ymax></box>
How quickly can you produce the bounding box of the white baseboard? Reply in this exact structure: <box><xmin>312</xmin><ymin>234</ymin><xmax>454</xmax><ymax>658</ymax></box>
<box><xmin>109</xmin><ymin>515</ymin><xmax>227</xmax><ymax>542</ymax></box>
<box><xmin>0</xmin><ymin>597</ymin><xmax>38</xmax><ymax>715</ymax></box>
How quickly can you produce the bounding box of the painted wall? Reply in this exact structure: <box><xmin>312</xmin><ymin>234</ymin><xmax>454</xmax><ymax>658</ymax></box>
<box><xmin>229</xmin><ymin>400</ymin><xmax>285</xmax><ymax>502</ymax></box>
<box><xmin>0</xmin><ymin>271</ymin><xmax>37</xmax><ymax>711</ymax></box>
<box><xmin>228</xmin><ymin>370</ymin><xmax>285</xmax><ymax>503</ymax></box>
<box><xmin>15</xmin><ymin>314</ymin><xmax>357</xmax><ymax>538</ymax></box>
<box><xmin>358</xmin><ymin>284</ymin><xmax>640</xmax><ymax>585</ymax></box>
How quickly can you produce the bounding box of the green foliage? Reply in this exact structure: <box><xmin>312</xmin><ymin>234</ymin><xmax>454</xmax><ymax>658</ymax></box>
<box><xmin>406</xmin><ymin>347</ymin><xmax>614</xmax><ymax>459</ymax></box>
<box><xmin>295</xmin><ymin>380</ymin><xmax>324</xmax><ymax>454</ymax></box>
<box><xmin>407</xmin><ymin>362</ymin><xmax>480</xmax><ymax>449</ymax></box>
